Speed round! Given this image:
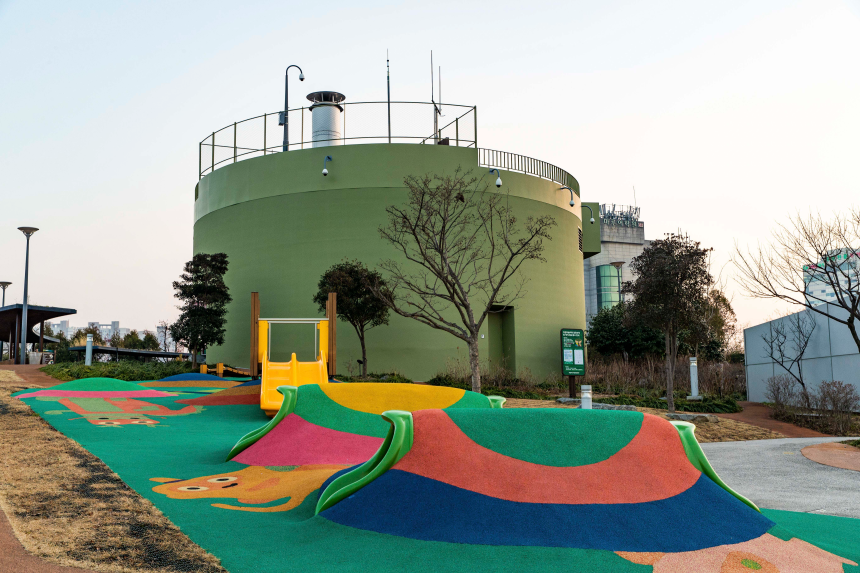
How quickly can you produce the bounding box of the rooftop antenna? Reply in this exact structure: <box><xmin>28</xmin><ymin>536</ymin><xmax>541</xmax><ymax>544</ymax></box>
<box><xmin>439</xmin><ymin>65</ymin><xmax>444</xmax><ymax>117</ymax></box>
<box><xmin>387</xmin><ymin>50</ymin><xmax>391</xmax><ymax>143</ymax></box>
<box><xmin>431</xmin><ymin>51</ymin><xmax>441</xmax><ymax>142</ymax></box>
<box><xmin>633</xmin><ymin>185</ymin><xmax>637</xmax><ymax>208</ymax></box>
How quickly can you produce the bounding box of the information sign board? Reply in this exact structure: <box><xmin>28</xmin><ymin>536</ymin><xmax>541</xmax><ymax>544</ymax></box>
<box><xmin>561</xmin><ymin>328</ymin><xmax>585</xmax><ymax>376</ymax></box>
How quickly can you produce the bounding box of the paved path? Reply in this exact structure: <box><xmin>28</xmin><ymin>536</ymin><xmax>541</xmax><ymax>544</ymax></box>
<box><xmin>702</xmin><ymin>437</ymin><xmax>860</xmax><ymax>519</ymax></box>
<box><xmin>714</xmin><ymin>402</ymin><xmax>831</xmax><ymax>438</ymax></box>
<box><xmin>0</xmin><ymin>364</ymin><xmax>64</xmax><ymax>388</ymax></box>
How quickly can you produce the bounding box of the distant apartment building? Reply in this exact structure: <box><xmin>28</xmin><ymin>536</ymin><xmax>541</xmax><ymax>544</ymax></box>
<box><xmin>583</xmin><ymin>205</ymin><xmax>651</xmax><ymax>325</ymax></box>
<box><xmin>47</xmin><ymin>320</ymin><xmax>130</xmax><ymax>340</ymax></box>
<box><xmin>803</xmin><ymin>248</ymin><xmax>859</xmax><ymax>307</ymax></box>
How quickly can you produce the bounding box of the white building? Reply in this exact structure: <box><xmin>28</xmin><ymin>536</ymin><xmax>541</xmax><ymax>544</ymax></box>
<box><xmin>583</xmin><ymin>205</ymin><xmax>651</xmax><ymax>325</ymax></box>
<box><xmin>804</xmin><ymin>249</ymin><xmax>860</xmax><ymax>307</ymax></box>
<box><xmin>744</xmin><ymin>305</ymin><xmax>860</xmax><ymax>401</ymax></box>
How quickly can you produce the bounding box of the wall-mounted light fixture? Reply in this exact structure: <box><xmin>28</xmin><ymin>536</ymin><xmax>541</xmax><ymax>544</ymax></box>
<box><xmin>322</xmin><ymin>155</ymin><xmax>333</xmax><ymax>176</ymax></box>
<box><xmin>582</xmin><ymin>204</ymin><xmax>595</xmax><ymax>225</ymax></box>
<box><xmin>560</xmin><ymin>187</ymin><xmax>595</xmax><ymax>224</ymax></box>
<box><xmin>488</xmin><ymin>168</ymin><xmax>502</xmax><ymax>188</ymax></box>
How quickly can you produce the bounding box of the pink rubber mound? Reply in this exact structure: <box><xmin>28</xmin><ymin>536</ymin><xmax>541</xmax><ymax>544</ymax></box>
<box><xmin>233</xmin><ymin>413</ymin><xmax>384</xmax><ymax>466</ymax></box>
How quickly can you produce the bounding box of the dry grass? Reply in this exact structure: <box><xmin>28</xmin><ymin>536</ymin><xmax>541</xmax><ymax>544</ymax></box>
<box><xmin>0</xmin><ymin>372</ymin><xmax>226</xmax><ymax>573</ymax></box>
<box><xmin>503</xmin><ymin>399</ymin><xmax>785</xmax><ymax>443</ymax></box>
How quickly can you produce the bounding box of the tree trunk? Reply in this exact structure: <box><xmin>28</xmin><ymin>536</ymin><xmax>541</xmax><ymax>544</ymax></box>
<box><xmin>665</xmin><ymin>331</ymin><xmax>676</xmax><ymax>413</ymax></box>
<box><xmin>847</xmin><ymin>317</ymin><xmax>860</xmax><ymax>355</ymax></box>
<box><xmin>359</xmin><ymin>330</ymin><xmax>368</xmax><ymax>378</ymax></box>
<box><xmin>468</xmin><ymin>338</ymin><xmax>481</xmax><ymax>394</ymax></box>
<box><xmin>191</xmin><ymin>345</ymin><xmax>197</xmax><ymax>369</ymax></box>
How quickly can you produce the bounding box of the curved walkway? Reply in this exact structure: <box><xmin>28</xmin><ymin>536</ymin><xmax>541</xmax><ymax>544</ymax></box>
<box><xmin>714</xmin><ymin>402</ymin><xmax>831</xmax><ymax>438</ymax></box>
<box><xmin>702</xmin><ymin>437</ymin><xmax>860</xmax><ymax>519</ymax></box>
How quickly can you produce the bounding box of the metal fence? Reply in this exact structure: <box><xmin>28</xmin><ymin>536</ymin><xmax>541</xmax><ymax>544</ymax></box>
<box><xmin>199</xmin><ymin>102</ymin><xmax>477</xmax><ymax>179</ymax></box>
<box><xmin>478</xmin><ymin>148</ymin><xmax>576</xmax><ymax>190</ymax></box>
<box><xmin>199</xmin><ymin>102</ymin><xmax>576</xmax><ymax>190</ymax></box>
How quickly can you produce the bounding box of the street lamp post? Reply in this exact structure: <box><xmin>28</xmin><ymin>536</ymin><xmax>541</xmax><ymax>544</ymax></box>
<box><xmin>18</xmin><ymin>227</ymin><xmax>38</xmax><ymax>364</ymax></box>
<box><xmin>0</xmin><ymin>281</ymin><xmax>10</xmax><ymax>361</ymax></box>
<box><xmin>282</xmin><ymin>65</ymin><xmax>305</xmax><ymax>152</ymax></box>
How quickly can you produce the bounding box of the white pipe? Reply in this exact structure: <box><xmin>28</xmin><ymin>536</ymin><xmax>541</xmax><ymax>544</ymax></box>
<box><xmin>581</xmin><ymin>385</ymin><xmax>592</xmax><ymax>410</ymax></box>
<box><xmin>85</xmin><ymin>334</ymin><xmax>93</xmax><ymax>366</ymax></box>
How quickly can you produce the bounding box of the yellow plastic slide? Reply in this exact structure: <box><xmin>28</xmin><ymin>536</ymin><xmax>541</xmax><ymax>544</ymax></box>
<box><xmin>259</xmin><ymin>319</ymin><xmax>329</xmax><ymax>416</ymax></box>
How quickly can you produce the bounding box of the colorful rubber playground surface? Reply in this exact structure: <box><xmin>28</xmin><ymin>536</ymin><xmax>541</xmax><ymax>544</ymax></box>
<box><xmin>12</xmin><ymin>376</ymin><xmax>860</xmax><ymax>573</ymax></box>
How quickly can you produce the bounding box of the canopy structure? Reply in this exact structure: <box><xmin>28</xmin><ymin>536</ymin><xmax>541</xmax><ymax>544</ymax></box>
<box><xmin>69</xmin><ymin>345</ymin><xmax>203</xmax><ymax>362</ymax></box>
<box><xmin>0</xmin><ymin>304</ymin><xmax>76</xmax><ymax>362</ymax></box>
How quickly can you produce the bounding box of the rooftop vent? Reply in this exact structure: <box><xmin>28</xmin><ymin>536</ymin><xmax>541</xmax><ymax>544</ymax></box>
<box><xmin>307</xmin><ymin>91</ymin><xmax>346</xmax><ymax>148</ymax></box>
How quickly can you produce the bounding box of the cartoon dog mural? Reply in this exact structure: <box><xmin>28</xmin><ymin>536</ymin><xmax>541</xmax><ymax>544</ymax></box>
<box><xmin>150</xmin><ymin>465</ymin><xmax>347</xmax><ymax>512</ymax></box>
<box><xmin>39</xmin><ymin>396</ymin><xmax>203</xmax><ymax>426</ymax></box>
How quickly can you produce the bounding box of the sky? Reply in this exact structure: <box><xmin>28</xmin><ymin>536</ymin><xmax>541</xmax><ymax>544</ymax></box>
<box><xmin>0</xmin><ymin>0</ymin><xmax>858</xmax><ymax>333</ymax></box>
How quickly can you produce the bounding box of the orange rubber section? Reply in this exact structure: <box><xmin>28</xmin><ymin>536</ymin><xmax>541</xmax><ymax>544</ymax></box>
<box><xmin>393</xmin><ymin>410</ymin><xmax>700</xmax><ymax>505</ymax></box>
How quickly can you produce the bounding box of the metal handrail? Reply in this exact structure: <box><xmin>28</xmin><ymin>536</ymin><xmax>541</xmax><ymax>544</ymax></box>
<box><xmin>478</xmin><ymin>148</ymin><xmax>576</xmax><ymax>190</ymax></box>
<box><xmin>198</xmin><ymin>102</ymin><xmax>576</xmax><ymax>190</ymax></box>
<box><xmin>199</xmin><ymin>102</ymin><xmax>477</xmax><ymax>179</ymax></box>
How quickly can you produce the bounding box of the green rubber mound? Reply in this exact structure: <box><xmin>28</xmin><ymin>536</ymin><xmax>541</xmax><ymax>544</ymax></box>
<box><xmin>446</xmin><ymin>408</ymin><xmax>644</xmax><ymax>466</ymax></box>
<box><xmin>22</xmin><ymin>378</ymin><xmax>150</xmax><ymax>392</ymax></box>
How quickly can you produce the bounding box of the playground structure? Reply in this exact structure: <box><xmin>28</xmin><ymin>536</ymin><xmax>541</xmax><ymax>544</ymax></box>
<box><xmin>13</xmin><ymin>375</ymin><xmax>859</xmax><ymax>572</ymax></box>
<box><xmin>227</xmin><ymin>382</ymin><xmax>504</xmax><ymax>463</ymax></box>
<box><xmin>258</xmin><ymin>318</ymin><xmax>330</xmax><ymax>416</ymax></box>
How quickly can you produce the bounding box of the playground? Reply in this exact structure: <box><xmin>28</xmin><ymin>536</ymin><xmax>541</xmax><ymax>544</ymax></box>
<box><xmin>1</xmin><ymin>350</ymin><xmax>859</xmax><ymax>573</ymax></box>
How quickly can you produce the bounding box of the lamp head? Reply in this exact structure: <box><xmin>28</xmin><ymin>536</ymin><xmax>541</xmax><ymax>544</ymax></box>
<box><xmin>322</xmin><ymin>168</ymin><xmax>328</xmax><ymax>176</ymax></box>
<box><xmin>590</xmin><ymin>217</ymin><xmax>595</xmax><ymax>224</ymax></box>
<box><xmin>18</xmin><ymin>226</ymin><xmax>38</xmax><ymax>237</ymax></box>
<box><xmin>299</xmin><ymin>73</ymin><xmax>305</xmax><ymax>81</ymax></box>
<box><xmin>0</xmin><ymin>281</ymin><xmax>10</xmax><ymax>289</ymax></box>
<box><xmin>495</xmin><ymin>177</ymin><xmax>502</xmax><ymax>188</ymax></box>
<box><xmin>569</xmin><ymin>200</ymin><xmax>575</xmax><ymax>207</ymax></box>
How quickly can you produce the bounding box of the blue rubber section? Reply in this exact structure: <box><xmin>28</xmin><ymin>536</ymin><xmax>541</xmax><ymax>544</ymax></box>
<box><xmin>158</xmin><ymin>373</ymin><xmax>227</xmax><ymax>382</ymax></box>
<box><xmin>321</xmin><ymin>472</ymin><xmax>775</xmax><ymax>552</ymax></box>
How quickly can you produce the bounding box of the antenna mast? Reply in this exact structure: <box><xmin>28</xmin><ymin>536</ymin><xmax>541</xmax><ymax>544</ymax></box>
<box><xmin>431</xmin><ymin>51</ymin><xmax>438</xmax><ymax>143</ymax></box>
<box><xmin>387</xmin><ymin>50</ymin><xmax>391</xmax><ymax>144</ymax></box>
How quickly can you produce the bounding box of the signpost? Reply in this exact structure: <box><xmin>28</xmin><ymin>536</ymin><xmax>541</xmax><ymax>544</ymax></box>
<box><xmin>561</xmin><ymin>328</ymin><xmax>585</xmax><ymax>398</ymax></box>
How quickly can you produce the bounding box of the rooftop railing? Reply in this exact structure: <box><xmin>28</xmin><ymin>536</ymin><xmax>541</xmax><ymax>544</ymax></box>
<box><xmin>199</xmin><ymin>101</ymin><xmax>575</xmax><ymax>190</ymax></box>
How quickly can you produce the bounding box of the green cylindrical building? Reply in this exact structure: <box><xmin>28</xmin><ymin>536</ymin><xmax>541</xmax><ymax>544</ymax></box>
<box><xmin>194</xmin><ymin>100</ymin><xmax>599</xmax><ymax>381</ymax></box>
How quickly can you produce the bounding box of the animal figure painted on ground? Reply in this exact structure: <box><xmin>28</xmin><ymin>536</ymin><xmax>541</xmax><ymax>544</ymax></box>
<box><xmin>39</xmin><ymin>396</ymin><xmax>203</xmax><ymax>426</ymax></box>
<box><xmin>150</xmin><ymin>465</ymin><xmax>347</xmax><ymax>512</ymax></box>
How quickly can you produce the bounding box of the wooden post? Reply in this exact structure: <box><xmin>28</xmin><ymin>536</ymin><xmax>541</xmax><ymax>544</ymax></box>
<box><xmin>39</xmin><ymin>321</ymin><xmax>44</xmax><ymax>352</ymax></box>
<box><xmin>250</xmin><ymin>292</ymin><xmax>260</xmax><ymax>379</ymax></box>
<box><xmin>327</xmin><ymin>292</ymin><xmax>337</xmax><ymax>376</ymax></box>
<box><xmin>568</xmin><ymin>375</ymin><xmax>577</xmax><ymax>399</ymax></box>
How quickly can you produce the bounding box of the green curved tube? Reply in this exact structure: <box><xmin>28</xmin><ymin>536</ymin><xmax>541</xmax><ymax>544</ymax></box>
<box><xmin>670</xmin><ymin>421</ymin><xmax>760</xmax><ymax>513</ymax></box>
<box><xmin>315</xmin><ymin>410</ymin><xmax>413</xmax><ymax>515</ymax></box>
<box><xmin>225</xmin><ymin>385</ymin><xmax>298</xmax><ymax>461</ymax></box>
<box><xmin>488</xmin><ymin>396</ymin><xmax>506</xmax><ymax>408</ymax></box>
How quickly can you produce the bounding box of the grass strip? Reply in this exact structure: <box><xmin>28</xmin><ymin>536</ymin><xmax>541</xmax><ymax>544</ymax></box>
<box><xmin>0</xmin><ymin>371</ymin><xmax>226</xmax><ymax>573</ymax></box>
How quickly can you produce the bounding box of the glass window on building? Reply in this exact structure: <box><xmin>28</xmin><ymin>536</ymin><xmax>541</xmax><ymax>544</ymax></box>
<box><xmin>596</xmin><ymin>265</ymin><xmax>621</xmax><ymax>310</ymax></box>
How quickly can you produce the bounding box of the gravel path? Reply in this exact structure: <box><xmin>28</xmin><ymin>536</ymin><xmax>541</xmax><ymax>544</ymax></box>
<box><xmin>702</xmin><ymin>437</ymin><xmax>860</xmax><ymax>519</ymax></box>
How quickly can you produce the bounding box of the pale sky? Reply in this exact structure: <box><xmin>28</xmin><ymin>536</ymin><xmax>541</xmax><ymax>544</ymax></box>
<box><xmin>1</xmin><ymin>0</ymin><xmax>858</xmax><ymax>333</ymax></box>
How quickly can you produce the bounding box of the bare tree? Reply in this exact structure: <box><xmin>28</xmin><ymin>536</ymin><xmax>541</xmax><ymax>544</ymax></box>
<box><xmin>734</xmin><ymin>210</ymin><xmax>860</xmax><ymax>352</ymax></box>
<box><xmin>760</xmin><ymin>309</ymin><xmax>816</xmax><ymax>405</ymax></box>
<box><xmin>370</xmin><ymin>169</ymin><xmax>556</xmax><ymax>393</ymax></box>
<box><xmin>157</xmin><ymin>320</ymin><xmax>172</xmax><ymax>353</ymax></box>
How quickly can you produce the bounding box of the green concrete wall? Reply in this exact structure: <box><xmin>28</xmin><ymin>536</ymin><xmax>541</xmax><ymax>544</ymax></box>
<box><xmin>582</xmin><ymin>201</ymin><xmax>601</xmax><ymax>259</ymax></box>
<box><xmin>193</xmin><ymin>144</ymin><xmax>586</xmax><ymax>381</ymax></box>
